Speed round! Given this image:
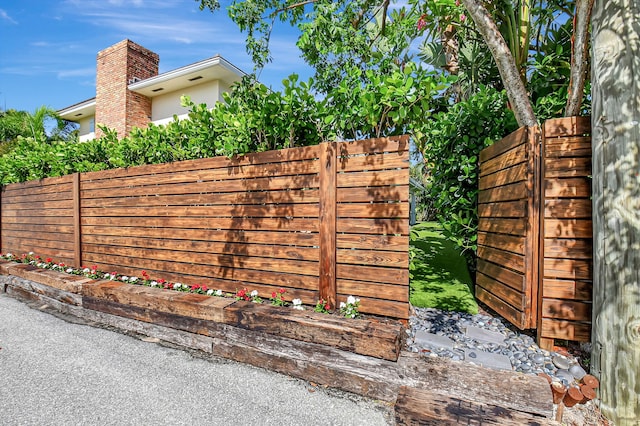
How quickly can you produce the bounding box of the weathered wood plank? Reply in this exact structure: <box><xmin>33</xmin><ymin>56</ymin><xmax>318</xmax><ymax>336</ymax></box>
<box><xmin>476</xmin><ymin>259</ymin><xmax>526</xmax><ymax>291</ymax></box>
<box><xmin>544</xmin><ymin>157</ymin><xmax>591</xmax><ymax>178</ymax></box>
<box><xmin>479</xmin><ymin>163</ymin><xmax>528</xmax><ymax>190</ymax></box>
<box><xmin>477</xmin><ymin>218</ymin><xmax>526</xmax><ymax>236</ymax></box>
<box><xmin>476</xmin><ymin>272</ymin><xmax>527</xmax><ymax>309</ymax></box>
<box><xmin>543</xmin><ymin>219</ymin><xmax>592</xmax><ymax>239</ymax></box>
<box><xmin>477</xmin><ymin>246</ymin><xmax>525</xmax><ymax>273</ymax></box>
<box><xmin>336</xmin><ymin>279</ymin><xmax>409</xmax><ymax>302</ymax></box>
<box><xmin>337</xmin><ymin>185</ymin><xmax>409</xmax><ymax>203</ymax></box>
<box><xmin>476</xmin><ymin>286</ymin><xmax>527</xmax><ymax>329</ymax></box>
<box><xmin>480</xmin><ymin>144</ymin><xmax>527</xmax><ymax>177</ymax></box>
<box><xmin>543</xmin><ymin>238</ymin><xmax>592</xmax><ymax>259</ymax></box>
<box><xmin>544</xmin><ymin>136</ymin><xmax>592</xmax><ymax>157</ymax></box>
<box><xmin>543</xmin><ymin>116</ymin><xmax>591</xmax><ymax>138</ymax></box>
<box><xmin>338</xmin><ymin>295</ymin><xmax>409</xmax><ymax>319</ymax></box>
<box><xmin>543</xmin><ymin>258</ymin><xmax>592</xmax><ymax>280</ymax></box>
<box><xmin>82</xmin><ymin>280</ymin><xmax>235</xmax><ymax>322</ymax></box>
<box><xmin>336</xmin><ymin>152</ymin><xmax>409</xmax><ymax>172</ymax></box>
<box><xmin>541</xmin><ymin>298</ymin><xmax>592</xmax><ymax>321</ymax></box>
<box><xmin>337</xmin><ymin>218</ymin><xmax>408</xmax><ymax>235</ymax></box>
<box><xmin>542</xmin><ymin>278</ymin><xmax>592</xmax><ymax>301</ymax></box>
<box><xmin>478</xmin><ymin>232</ymin><xmax>526</xmax><ymax>255</ymax></box>
<box><xmin>540</xmin><ymin>318</ymin><xmax>591</xmax><ymax>341</ymax></box>
<box><xmin>336</xmin><ymin>203</ymin><xmax>409</xmax><ymax>219</ymax></box>
<box><xmin>480</xmin><ymin>127</ymin><xmax>528</xmax><ymax>163</ymax></box>
<box><xmin>335</xmin><ymin>136</ymin><xmax>410</xmax><ymax>157</ymax></box>
<box><xmin>81</xmin><ymin>203</ymin><xmax>319</xmax><ymax>218</ymax></box>
<box><xmin>336</xmin><ymin>169</ymin><xmax>408</xmax><ymax>188</ymax></box>
<box><xmin>337</xmin><ymin>234</ymin><xmax>408</xmax><ymax>251</ymax></box>
<box><xmin>336</xmin><ymin>264</ymin><xmax>408</xmax><ymax>286</ymax></box>
<box><xmin>478</xmin><ymin>200</ymin><xmax>527</xmax><ymax>219</ymax></box>
<box><xmin>478</xmin><ymin>181</ymin><xmax>527</xmax><ymax>204</ymax></box>
<box><xmin>336</xmin><ymin>248</ymin><xmax>408</xmax><ymax>268</ymax></box>
<box><xmin>395</xmin><ymin>386</ymin><xmax>554</xmax><ymax>426</ymax></box>
<box><xmin>319</xmin><ymin>141</ymin><xmax>337</xmax><ymax>308</ymax></box>
<box><xmin>544</xmin><ymin>177</ymin><xmax>591</xmax><ymax>198</ymax></box>
<box><xmin>544</xmin><ymin>199</ymin><xmax>592</xmax><ymax>219</ymax></box>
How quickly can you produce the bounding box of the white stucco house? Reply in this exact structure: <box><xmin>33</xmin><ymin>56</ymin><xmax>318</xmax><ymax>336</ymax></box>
<box><xmin>58</xmin><ymin>39</ymin><xmax>246</xmax><ymax>141</ymax></box>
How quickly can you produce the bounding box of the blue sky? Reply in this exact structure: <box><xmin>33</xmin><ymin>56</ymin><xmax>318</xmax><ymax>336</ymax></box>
<box><xmin>0</xmin><ymin>0</ymin><xmax>313</xmax><ymax>113</ymax></box>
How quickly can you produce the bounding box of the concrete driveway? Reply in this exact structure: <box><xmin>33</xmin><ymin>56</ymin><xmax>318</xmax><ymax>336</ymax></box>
<box><xmin>0</xmin><ymin>294</ymin><xmax>390</xmax><ymax>425</ymax></box>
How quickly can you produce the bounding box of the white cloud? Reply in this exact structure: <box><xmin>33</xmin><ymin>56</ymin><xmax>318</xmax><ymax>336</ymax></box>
<box><xmin>0</xmin><ymin>9</ymin><xmax>17</xmax><ymax>24</ymax></box>
<box><xmin>57</xmin><ymin>67</ymin><xmax>96</xmax><ymax>79</ymax></box>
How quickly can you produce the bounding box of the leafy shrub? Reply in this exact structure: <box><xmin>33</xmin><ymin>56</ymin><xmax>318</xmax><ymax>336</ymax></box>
<box><xmin>414</xmin><ymin>86</ymin><xmax>518</xmax><ymax>268</ymax></box>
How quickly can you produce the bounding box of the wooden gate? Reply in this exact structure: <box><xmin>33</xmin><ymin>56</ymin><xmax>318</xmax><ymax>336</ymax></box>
<box><xmin>477</xmin><ymin>117</ymin><xmax>593</xmax><ymax>348</ymax></box>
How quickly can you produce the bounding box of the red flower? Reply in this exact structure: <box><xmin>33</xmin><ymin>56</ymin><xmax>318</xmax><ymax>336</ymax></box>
<box><xmin>201</xmin><ymin>285</ymin><xmax>208</xmax><ymax>293</ymax></box>
<box><xmin>417</xmin><ymin>14</ymin><xmax>427</xmax><ymax>31</ymax></box>
<box><xmin>271</xmin><ymin>292</ymin><xmax>277</xmax><ymax>298</ymax></box>
<box><xmin>278</xmin><ymin>288</ymin><xmax>286</xmax><ymax>294</ymax></box>
<box><xmin>192</xmin><ymin>284</ymin><xmax>201</xmax><ymax>291</ymax></box>
<box><xmin>158</xmin><ymin>278</ymin><xmax>166</xmax><ymax>284</ymax></box>
<box><xmin>46</xmin><ymin>258</ymin><xmax>52</xmax><ymax>263</ymax></box>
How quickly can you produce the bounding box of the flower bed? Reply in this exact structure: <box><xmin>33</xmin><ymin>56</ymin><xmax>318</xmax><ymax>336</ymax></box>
<box><xmin>0</xmin><ymin>253</ymin><xmax>403</xmax><ymax>361</ymax></box>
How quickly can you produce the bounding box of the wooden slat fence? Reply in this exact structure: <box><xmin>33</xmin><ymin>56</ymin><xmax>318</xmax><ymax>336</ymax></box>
<box><xmin>538</xmin><ymin>117</ymin><xmax>592</xmax><ymax>346</ymax></box>
<box><xmin>0</xmin><ymin>137</ymin><xmax>410</xmax><ymax>319</ymax></box>
<box><xmin>478</xmin><ymin>117</ymin><xmax>592</xmax><ymax>348</ymax></box>
<box><xmin>477</xmin><ymin>126</ymin><xmax>539</xmax><ymax>329</ymax></box>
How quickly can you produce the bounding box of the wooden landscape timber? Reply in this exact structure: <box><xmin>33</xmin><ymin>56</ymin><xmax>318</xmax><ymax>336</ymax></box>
<box><xmin>477</xmin><ymin>117</ymin><xmax>593</xmax><ymax>349</ymax></box>
<box><xmin>0</xmin><ymin>261</ymin><xmax>554</xmax><ymax>421</ymax></box>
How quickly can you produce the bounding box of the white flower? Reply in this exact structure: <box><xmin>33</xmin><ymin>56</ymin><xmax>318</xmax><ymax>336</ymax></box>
<box><xmin>83</xmin><ymin>268</ymin><xmax>91</xmax><ymax>274</ymax></box>
<box><xmin>347</xmin><ymin>295</ymin><xmax>357</xmax><ymax>305</ymax></box>
<box><xmin>340</xmin><ymin>302</ymin><xmax>346</xmax><ymax>309</ymax></box>
<box><xmin>215</xmin><ymin>289</ymin><xmax>223</xmax><ymax>296</ymax></box>
<box><xmin>129</xmin><ymin>277</ymin><xmax>138</xmax><ymax>283</ymax></box>
<box><xmin>120</xmin><ymin>276</ymin><xmax>129</xmax><ymax>282</ymax></box>
<box><xmin>250</xmin><ymin>290</ymin><xmax>259</xmax><ymax>298</ymax></box>
<box><xmin>206</xmin><ymin>289</ymin><xmax>214</xmax><ymax>296</ymax></box>
<box><xmin>6</xmin><ymin>253</ymin><xmax>12</xmax><ymax>258</ymax></box>
<box><xmin>292</xmin><ymin>298</ymin><xmax>304</xmax><ymax>310</ymax></box>
<box><xmin>173</xmin><ymin>283</ymin><xmax>181</xmax><ymax>290</ymax></box>
<box><xmin>109</xmin><ymin>274</ymin><xmax>117</xmax><ymax>280</ymax></box>
<box><xmin>66</xmin><ymin>268</ymin><xmax>74</xmax><ymax>273</ymax></box>
<box><xmin>150</xmin><ymin>281</ymin><xmax>158</xmax><ymax>287</ymax></box>
<box><xmin>28</xmin><ymin>251</ymin><xmax>34</xmax><ymax>256</ymax></box>
<box><xmin>181</xmin><ymin>284</ymin><xmax>189</xmax><ymax>290</ymax></box>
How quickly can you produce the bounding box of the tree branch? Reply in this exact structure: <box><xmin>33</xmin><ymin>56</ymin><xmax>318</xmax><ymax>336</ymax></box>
<box><xmin>565</xmin><ymin>0</ymin><xmax>595</xmax><ymax>117</ymax></box>
<box><xmin>460</xmin><ymin>0</ymin><xmax>537</xmax><ymax>127</ymax></box>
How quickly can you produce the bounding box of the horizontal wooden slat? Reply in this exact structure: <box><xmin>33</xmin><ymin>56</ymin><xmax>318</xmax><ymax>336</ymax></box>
<box><xmin>337</xmin><ymin>218</ymin><xmax>408</xmax><ymax>235</ymax></box>
<box><xmin>1</xmin><ymin>214</ymin><xmax>74</xmax><ymax>225</ymax></box>
<box><xmin>336</xmin><ymin>169</ymin><xmax>407</xmax><ymax>188</ymax></box>
<box><xmin>336</xmin><ymin>264</ymin><xmax>408</xmax><ymax>286</ymax></box>
<box><xmin>479</xmin><ymin>144</ymin><xmax>527</xmax><ymax>177</ymax></box>
<box><xmin>544</xmin><ymin>157</ymin><xmax>591</xmax><ymax>178</ymax></box>
<box><xmin>544</xmin><ymin>219</ymin><xmax>592</xmax><ymax>238</ymax></box>
<box><xmin>476</xmin><ymin>272</ymin><xmax>527</xmax><ymax>309</ymax></box>
<box><xmin>479</xmin><ymin>127</ymin><xmax>528</xmax><ymax>163</ymax></box>
<box><xmin>336</xmin><ymin>279</ymin><xmax>408</xmax><ymax>302</ymax></box>
<box><xmin>336</xmin><ymin>234</ymin><xmax>408</xmax><ymax>251</ymax></box>
<box><xmin>336</xmin><ymin>203</ymin><xmax>409</xmax><ymax>219</ymax></box>
<box><xmin>337</xmin><ymin>186</ymin><xmax>409</xmax><ymax>203</ymax></box>
<box><xmin>336</xmin><ymin>248</ymin><xmax>408</xmax><ymax>268</ymax></box>
<box><xmin>81</xmin><ymin>159</ymin><xmax>319</xmax><ymax>191</ymax></box>
<box><xmin>80</xmin><ymin>189</ymin><xmax>320</xmax><ymax>209</ymax></box>
<box><xmin>544</xmin><ymin>136</ymin><xmax>591</xmax><ymax>157</ymax></box>
<box><xmin>2</xmin><ymin>174</ymin><xmax>73</xmax><ymax>192</ymax></box>
<box><xmin>477</xmin><ymin>200</ymin><xmax>527</xmax><ymax>218</ymax></box>
<box><xmin>335</xmin><ymin>136</ymin><xmax>409</xmax><ymax>157</ymax></box>
<box><xmin>477</xmin><ymin>181</ymin><xmax>527</xmax><ymax>203</ymax></box>
<box><xmin>0</xmin><ymin>199</ymin><xmax>73</xmax><ymax>210</ymax></box>
<box><xmin>477</xmin><ymin>246</ymin><xmax>525</xmax><ymax>273</ymax></box>
<box><xmin>81</xmin><ymin>226</ymin><xmax>319</xmax><ymax>247</ymax></box>
<box><xmin>81</xmin><ymin>216</ymin><xmax>319</xmax><ymax>232</ymax></box>
<box><xmin>82</xmin><ymin>244</ymin><xmax>319</xmax><ymax>276</ymax></box>
<box><xmin>543</xmin><ymin>238</ymin><xmax>592</xmax><ymax>259</ymax></box>
<box><xmin>1</xmin><ymin>236</ymin><xmax>75</xmax><ymax>251</ymax></box>
<box><xmin>0</xmin><ymin>190</ymin><xmax>73</xmax><ymax>204</ymax></box>
<box><xmin>476</xmin><ymin>259</ymin><xmax>525</xmax><ymax>291</ymax></box>
<box><xmin>82</xmin><ymin>236</ymin><xmax>319</xmax><ymax>261</ymax></box>
<box><xmin>81</xmin><ymin>145</ymin><xmax>321</xmax><ymax>182</ymax></box>
<box><xmin>544</xmin><ymin>199</ymin><xmax>592</xmax><ymax>219</ymax></box>
<box><xmin>336</xmin><ymin>293</ymin><xmax>409</xmax><ymax>319</ymax></box>
<box><xmin>476</xmin><ymin>286</ymin><xmax>527</xmax><ymax>330</ymax></box>
<box><xmin>336</xmin><ymin>152</ymin><xmax>409</xmax><ymax>172</ymax></box>
<box><xmin>542</xmin><ymin>279</ymin><xmax>592</xmax><ymax>301</ymax></box>
<box><xmin>478</xmin><ymin>163</ymin><xmax>527</xmax><ymax>191</ymax></box>
<box><xmin>545</xmin><ymin>177</ymin><xmax>591</xmax><ymax>198</ymax></box>
<box><xmin>82</xmin><ymin>253</ymin><xmax>318</xmax><ymax>290</ymax></box>
<box><xmin>543</xmin><ymin>116</ymin><xmax>591</xmax><ymax>138</ymax></box>
<box><xmin>1</xmin><ymin>223</ymin><xmax>74</xmax><ymax>234</ymax></box>
<box><xmin>543</xmin><ymin>258</ymin><xmax>592</xmax><ymax>280</ymax></box>
<box><xmin>82</xmin><ymin>204</ymin><xmax>319</xmax><ymax>218</ymax></box>
<box><xmin>477</xmin><ymin>218</ymin><xmax>526</xmax><ymax>236</ymax></box>
<box><xmin>541</xmin><ymin>298</ymin><xmax>592</xmax><ymax>321</ymax></box>
<box><xmin>478</xmin><ymin>232</ymin><xmax>525</xmax><ymax>255</ymax></box>
<box><xmin>81</xmin><ymin>174</ymin><xmax>320</xmax><ymax>199</ymax></box>
<box><xmin>540</xmin><ymin>318</ymin><xmax>591</xmax><ymax>341</ymax></box>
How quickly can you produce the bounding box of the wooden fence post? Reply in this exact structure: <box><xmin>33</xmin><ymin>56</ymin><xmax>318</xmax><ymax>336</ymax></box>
<box><xmin>73</xmin><ymin>173</ymin><xmax>82</xmax><ymax>268</ymax></box>
<box><xmin>319</xmin><ymin>142</ymin><xmax>337</xmax><ymax>308</ymax></box>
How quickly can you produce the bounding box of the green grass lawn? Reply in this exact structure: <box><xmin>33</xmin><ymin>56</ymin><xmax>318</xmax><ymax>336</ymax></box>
<box><xmin>410</xmin><ymin>222</ymin><xmax>479</xmax><ymax>314</ymax></box>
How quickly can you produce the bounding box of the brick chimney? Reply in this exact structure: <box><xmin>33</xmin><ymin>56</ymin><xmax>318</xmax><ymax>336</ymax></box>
<box><xmin>95</xmin><ymin>40</ymin><xmax>159</xmax><ymax>138</ymax></box>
